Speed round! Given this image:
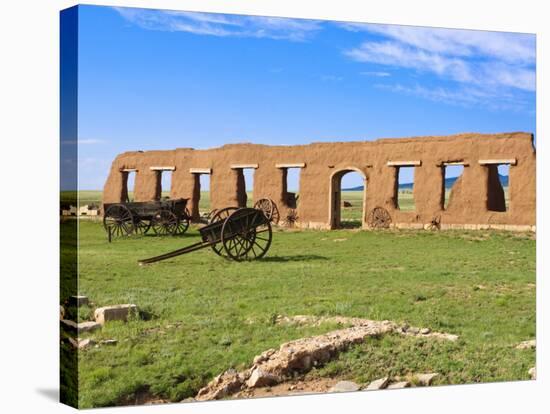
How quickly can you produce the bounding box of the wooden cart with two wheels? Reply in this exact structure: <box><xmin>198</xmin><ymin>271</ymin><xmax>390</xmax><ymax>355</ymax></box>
<box><xmin>139</xmin><ymin>207</ymin><xmax>273</xmax><ymax>264</ymax></box>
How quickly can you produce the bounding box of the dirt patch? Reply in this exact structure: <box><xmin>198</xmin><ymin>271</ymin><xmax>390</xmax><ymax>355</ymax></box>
<box><xmin>117</xmin><ymin>386</ymin><xmax>169</xmax><ymax>406</ymax></box>
<box><xmin>234</xmin><ymin>377</ymin><xmax>338</xmax><ymax>398</ymax></box>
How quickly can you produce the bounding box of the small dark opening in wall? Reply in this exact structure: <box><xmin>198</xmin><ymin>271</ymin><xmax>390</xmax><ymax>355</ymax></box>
<box><xmin>283</xmin><ymin>168</ymin><xmax>301</xmax><ymax>209</ymax></box>
<box><xmin>396</xmin><ymin>166</ymin><xmax>415</xmax><ymax>211</ymax></box>
<box><xmin>442</xmin><ymin>165</ymin><xmax>465</xmax><ymax>210</ymax></box>
<box><xmin>487</xmin><ymin>164</ymin><xmax>510</xmax><ymax>212</ymax></box>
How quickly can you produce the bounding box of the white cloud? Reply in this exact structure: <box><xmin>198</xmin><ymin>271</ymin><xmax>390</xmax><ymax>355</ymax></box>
<box><xmin>360</xmin><ymin>71</ymin><xmax>391</xmax><ymax>77</ymax></box>
<box><xmin>345</xmin><ymin>40</ymin><xmax>535</xmax><ymax>92</ymax></box>
<box><xmin>340</xmin><ymin>23</ymin><xmax>535</xmax><ymax>64</ymax></box>
<box><xmin>342</xmin><ymin>23</ymin><xmax>535</xmax><ymax>109</ymax></box>
<box><xmin>375</xmin><ymin>83</ymin><xmax>530</xmax><ymax>112</ymax></box>
<box><xmin>62</xmin><ymin>139</ymin><xmax>106</xmax><ymax>145</ymax></box>
<box><xmin>114</xmin><ymin>8</ymin><xmax>322</xmax><ymax>41</ymax></box>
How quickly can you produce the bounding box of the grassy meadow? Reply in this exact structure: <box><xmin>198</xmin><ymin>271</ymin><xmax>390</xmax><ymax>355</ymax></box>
<box><xmin>66</xmin><ymin>195</ymin><xmax>535</xmax><ymax>407</ymax></box>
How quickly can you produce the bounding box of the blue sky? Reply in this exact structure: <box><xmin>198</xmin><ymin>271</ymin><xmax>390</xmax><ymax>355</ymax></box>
<box><xmin>73</xmin><ymin>5</ymin><xmax>536</xmax><ymax>191</ymax></box>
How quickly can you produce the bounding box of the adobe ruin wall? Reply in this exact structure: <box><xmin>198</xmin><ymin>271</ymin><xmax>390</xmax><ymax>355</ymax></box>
<box><xmin>102</xmin><ymin>132</ymin><xmax>536</xmax><ymax>231</ymax></box>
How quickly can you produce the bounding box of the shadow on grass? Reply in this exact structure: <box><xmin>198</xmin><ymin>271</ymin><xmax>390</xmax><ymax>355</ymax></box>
<box><xmin>338</xmin><ymin>220</ymin><xmax>362</xmax><ymax>229</ymax></box>
<box><xmin>262</xmin><ymin>254</ymin><xmax>328</xmax><ymax>262</ymax></box>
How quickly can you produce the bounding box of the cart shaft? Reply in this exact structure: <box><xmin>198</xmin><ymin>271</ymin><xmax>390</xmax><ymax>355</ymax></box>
<box><xmin>138</xmin><ymin>240</ymin><xmax>214</xmax><ymax>265</ymax></box>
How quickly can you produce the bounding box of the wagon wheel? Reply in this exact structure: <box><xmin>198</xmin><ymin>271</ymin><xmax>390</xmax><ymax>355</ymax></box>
<box><xmin>254</xmin><ymin>198</ymin><xmax>280</xmax><ymax>225</ymax></box>
<box><xmin>151</xmin><ymin>210</ymin><xmax>179</xmax><ymax>236</ymax></box>
<box><xmin>210</xmin><ymin>207</ymin><xmax>240</xmax><ymax>256</ymax></box>
<box><xmin>221</xmin><ymin>208</ymin><xmax>272</xmax><ymax>261</ymax></box>
<box><xmin>210</xmin><ymin>207</ymin><xmax>239</xmax><ymax>223</ymax></box>
<box><xmin>103</xmin><ymin>204</ymin><xmax>134</xmax><ymax>238</ymax></box>
<box><xmin>134</xmin><ymin>217</ymin><xmax>151</xmax><ymax>235</ymax></box>
<box><xmin>206</xmin><ymin>208</ymin><xmax>218</xmax><ymax>223</ymax></box>
<box><xmin>282</xmin><ymin>208</ymin><xmax>298</xmax><ymax>228</ymax></box>
<box><xmin>175</xmin><ymin>208</ymin><xmax>191</xmax><ymax>235</ymax></box>
<box><xmin>367</xmin><ymin>207</ymin><xmax>392</xmax><ymax>229</ymax></box>
<box><xmin>427</xmin><ymin>215</ymin><xmax>441</xmax><ymax>231</ymax></box>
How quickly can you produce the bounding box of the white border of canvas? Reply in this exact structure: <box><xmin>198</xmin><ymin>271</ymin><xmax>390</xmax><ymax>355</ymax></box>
<box><xmin>0</xmin><ymin>0</ymin><xmax>546</xmax><ymax>413</ymax></box>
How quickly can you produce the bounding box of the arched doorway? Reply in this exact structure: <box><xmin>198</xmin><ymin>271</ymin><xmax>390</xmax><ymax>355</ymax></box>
<box><xmin>329</xmin><ymin>168</ymin><xmax>367</xmax><ymax>229</ymax></box>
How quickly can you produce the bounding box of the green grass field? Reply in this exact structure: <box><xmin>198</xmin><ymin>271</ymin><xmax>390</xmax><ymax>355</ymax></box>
<box><xmin>67</xmin><ymin>212</ymin><xmax>535</xmax><ymax>407</ymax></box>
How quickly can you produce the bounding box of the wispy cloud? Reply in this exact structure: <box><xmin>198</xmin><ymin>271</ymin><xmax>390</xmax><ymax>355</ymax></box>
<box><xmin>114</xmin><ymin>8</ymin><xmax>322</xmax><ymax>41</ymax></box>
<box><xmin>360</xmin><ymin>71</ymin><xmax>391</xmax><ymax>77</ymax></box>
<box><xmin>62</xmin><ymin>139</ymin><xmax>106</xmax><ymax>145</ymax></box>
<box><xmin>341</xmin><ymin>23</ymin><xmax>535</xmax><ymax>64</ymax></box>
<box><xmin>341</xmin><ymin>22</ymin><xmax>535</xmax><ymax>110</ymax></box>
<box><xmin>375</xmin><ymin>83</ymin><xmax>530</xmax><ymax>112</ymax></box>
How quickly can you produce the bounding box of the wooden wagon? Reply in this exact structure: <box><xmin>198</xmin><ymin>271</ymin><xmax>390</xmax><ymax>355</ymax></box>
<box><xmin>103</xmin><ymin>198</ymin><xmax>191</xmax><ymax>239</ymax></box>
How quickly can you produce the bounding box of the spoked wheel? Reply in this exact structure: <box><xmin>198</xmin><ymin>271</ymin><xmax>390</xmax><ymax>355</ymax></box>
<box><xmin>427</xmin><ymin>215</ymin><xmax>441</xmax><ymax>231</ymax></box>
<box><xmin>367</xmin><ymin>207</ymin><xmax>392</xmax><ymax>229</ymax></box>
<box><xmin>151</xmin><ymin>210</ymin><xmax>179</xmax><ymax>236</ymax></box>
<box><xmin>254</xmin><ymin>198</ymin><xmax>280</xmax><ymax>225</ymax></box>
<box><xmin>210</xmin><ymin>207</ymin><xmax>240</xmax><ymax>257</ymax></box>
<box><xmin>134</xmin><ymin>217</ymin><xmax>151</xmax><ymax>235</ymax></box>
<box><xmin>282</xmin><ymin>208</ymin><xmax>299</xmax><ymax>228</ymax></box>
<box><xmin>206</xmin><ymin>208</ymin><xmax>218</xmax><ymax>223</ymax></box>
<box><xmin>175</xmin><ymin>208</ymin><xmax>191</xmax><ymax>235</ymax></box>
<box><xmin>210</xmin><ymin>207</ymin><xmax>239</xmax><ymax>223</ymax></box>
<box><xmin>103</xmin><ymin>204</ymin><xmax>134</xmax><ymax>238</ymax></box>
<box><xmin>220</xmin><ymin>208</ymin><xmax>272</xmax><ymax>261</ymax></box>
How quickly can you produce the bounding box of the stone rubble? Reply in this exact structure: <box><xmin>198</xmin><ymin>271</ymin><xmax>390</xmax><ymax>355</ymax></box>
<box><xmin>329</xmin><ymin>381</ymin><xmax>360</xmax><ymax>392</ymax></box>
<box><xmin>61</xmin><ymin>318</ymin><xmax>101</xmax><ymax>334</ymax></box>
<box><xmin>365</xmin><ymin>377</ymin><xmax>389</xmax><ymax>390</ymax></box>
<box><xmin>195</xmin><ymin>317</ymin><xmax>458</xmax><ymax>401</ymax></box>
<box><xmin>69</xmin><ymin>337</ymin><xmax>95</xmax><ymax>350</ymax></box>
<box><xmin>528</xmin><ymin>367</ymin><xmax>536</xmax><ymax>380</ymax></box>
<box><xmin>415</xmin><ymin>373</ymin><xmax>439</xmax><ymax>386</ymax></box>
<box><xmin>94</xmin><ymin>304</ymin><xmax>139</xmax><ymax>325</ymax></box>
<box><xmin>69</xmin><ymin>295</ymin><xmax>89</xmax><ymax>307</ymax></box>
<box><xmin>515</xmin><ymin>339</ymin><xmax>536</xmax><ymax>350</ymax></box>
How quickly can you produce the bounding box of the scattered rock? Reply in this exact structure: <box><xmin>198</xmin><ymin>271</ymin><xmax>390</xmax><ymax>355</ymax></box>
<box><xmin>196</xmin><ymin>316</ymin><xmax>459</xmax><ymax>401</ymax></box>
<box><xmin>68</xmin><ymin>295</ymin><xmax>89</xmax><ymax>307</ymax></box>
<box><xmin>415</xmin><ymin>372</ymin><xmax>439</xmax><ymax>386</ymax></box>
<box><xmin>387</xmin><ymin>381</ymin><xmax>410</xmax><ymax>389</ymax></box>
<box><xmin>529</xmin><ymin>367</ymin><xmax>536</xmax><ymax>380</ymax></box>
<box><xmin>94</xmin><ymin>304</ymin><xmax>138</xmax><ymax>325</ymax></box>
<box><xmin>329</xmin><ymin>381</ymin><xmax>360</xmax><ymax>392</ymax></box>
<box><xmin>274</xmin><ymin>315</ymin><xmax>458</xmax><ymax>342</ymax></box>
<box><xmin>60</xmin><ymin>305</ymin><xmax>65</xmax><ymax>320</ymax></box>
<box><xmin>516</xmin><ymin>340</ymin><xmax>536</xmax><ymax>350</ymax></box>
<box><xmin>60</xmin><ymin>319</ymin><xmax>78</xmax><ymax>331</ymax></box>
<box><xmin>61</xmin><ymin>319</ymin><xmax>100</xmax><ymax>334</ymax></box>
<box><xmin>100</xmin><ymin>339</ymin><xmax>118</xmax><ymax>346</ymax></box>
<box><xmin>196</xmin><ymin>369</ymin><xmax>245</xmax><ymax>401</ymax></box>
<box><xmin>78</xmin><ymin>321</ymin><xmax>102</xmax><ymax>333</ymax></box>
<box><xmin>69</xmin><ymin>338</ymin><xmax>95</xmax><ymax>349</ymax></box>
<box><xmin>365</xmin><ymin>377</ymin><xmax>389</xmax><ymax>390</ymax></box>
<box><xmin>333</xmin><ymin>238</ymin><xmax>347</xmax><ymax>242</ymax></box>
<box><xmin>246</xmin><ymin>368</ymin><xmax>281</xmax><ymax>388</ymax></box>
